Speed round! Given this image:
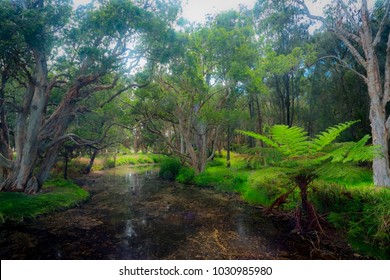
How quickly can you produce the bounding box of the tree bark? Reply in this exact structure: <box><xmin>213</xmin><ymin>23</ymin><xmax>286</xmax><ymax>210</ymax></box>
<box><xmin>85</xmin><ymin>149</ymin><xmax>98</xmax><ymax>174</ymax></box>
<box><xmin>296</xmin><ymin>0</ymin><xmax>390</xmax><ymax>187</ymax></box>
<box><xmin>2</xmin><ymin>49</ymin><xmax>48</xmax><ymax>193</ymax></box>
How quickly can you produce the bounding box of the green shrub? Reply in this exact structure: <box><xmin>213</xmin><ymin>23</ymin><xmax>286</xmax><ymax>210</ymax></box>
<box><xmin>159</xmin><ymin>157</ymin><xmax>182</xmax><ymax>180</ymax></box>
<box><xmin>176</xmin><ymin>167</ymin><xmax>195</xmax><ymax>184</ymax></box>
<box><xmin>104</xmin><ymin>158</ymin><xmax>115</xmax><ymax>168</ymax></box>
<box><xmin>193</xmin><ymin>166</ymin><xmax>249</xmax><ymax>192</ymax></box>
<box><xmin>310</xmin><ymin>181</ymin><xmax>390</xmax><ymax>259</ymax></box>
<box><xmin>207</xmin><ymin>158</ymin><xmax>224</xmax><ymax>167</ymax></box>
<box><xmin>244</xmin><ymin>168</ymin><xmax>295</xmax><ymax>208</ymax></box>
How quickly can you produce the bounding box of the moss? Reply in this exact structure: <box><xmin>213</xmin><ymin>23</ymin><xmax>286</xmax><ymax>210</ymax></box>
<box><xmin>0</xmin><ymin>179</ymin><xmax>89</xmax><ymax>223</ymax></box>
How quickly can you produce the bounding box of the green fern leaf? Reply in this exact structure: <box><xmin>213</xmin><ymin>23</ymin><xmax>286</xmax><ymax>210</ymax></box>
<box><xmin>311</xmin><ymin>120</ymin><xmax>360</xmax><ymax>152</ymax></box>
<box><xmin>270</xmin><ymin>125</ymin><xmax>310</xmax><ymax>156</ymax></box>
<box><xmin>315</xmin><ymin>162</ymin><xmax>371</xmax><ymax>182</ymax></box>
<box><xmin>235</xmin><ymin>130</ymin><xmax>278</xmax><ymax>149</ymax></box>
<box><xmin>342</xmin><ymin>135</ymin><xmax>377</xmax><ymax>163</ymax></box>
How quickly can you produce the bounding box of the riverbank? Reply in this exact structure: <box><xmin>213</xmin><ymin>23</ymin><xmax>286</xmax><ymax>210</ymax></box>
<box><xmin>0</xmin><ymin>179</ymin><xmax>89</xmax><ymax>223</ymax></box>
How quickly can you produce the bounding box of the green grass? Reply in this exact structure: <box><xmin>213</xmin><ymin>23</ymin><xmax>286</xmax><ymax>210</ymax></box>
<box><xmin>0</xmin><ymin>179</ymin><xmax>89</xmax><ymax>223</ymax></box>
<box><xmin>104</xmin><ymin>153</ymin><xmax>165</xmax><ymax>168</ymax></box>
<box><xmin>244</xmin><ymin>167</ymin><xmax>295</xmax><ymax>207</ymax></box>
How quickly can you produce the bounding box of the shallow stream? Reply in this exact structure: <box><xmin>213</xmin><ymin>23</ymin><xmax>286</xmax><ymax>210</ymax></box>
<box><xmin>0</xmin><ymin>166</ymin><xmax>360</xmax><ymax>259</ymax></box>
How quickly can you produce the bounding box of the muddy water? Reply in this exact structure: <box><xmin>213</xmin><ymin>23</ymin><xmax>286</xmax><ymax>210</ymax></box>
<box><xmin>0</xmin><ymin>166</ymin><xmax>359</xmax><ymax>260</ymax></box>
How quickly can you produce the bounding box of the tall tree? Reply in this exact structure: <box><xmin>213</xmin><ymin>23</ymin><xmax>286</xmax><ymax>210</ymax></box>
<box><xmin>133</xmin><ymin>30</ymin><xmax>224</xmax><ymax>173</ymax></box>
<box><xmin>0</xmin><ymin>0</ymin><xmax>178</xmax><ymax>193</ymax></box>
<box><xmin>254</xmin><ymin>0</ymin><xmax>311</xmax><ymax>127</ymax></box>
<box><xmin>297</xmin><ymin>0</ymin><xmax>390</xmax><ymax>187</ymax></box>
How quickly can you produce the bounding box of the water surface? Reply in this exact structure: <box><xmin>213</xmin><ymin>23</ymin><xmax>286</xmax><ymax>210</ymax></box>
<box><xmin>0</xmin><ymin>166</ymin><xmax>359</xmax><ymax>259</ymax></box>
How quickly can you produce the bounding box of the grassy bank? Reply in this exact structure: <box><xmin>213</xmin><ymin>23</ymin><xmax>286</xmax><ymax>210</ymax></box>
<box><xmin>161</xmin><ymin>153</ymin><xmax>390</xmax><ymax>259</ymax></box>
<box><xmin>53</xmin><ymin>152</ymin><xmax>166</xmax><ymax>178</ymax></box>
<box><xmin>0</xmin><ymin>179</ymin><xmax>89</xmax><ymax>223</ymax></box>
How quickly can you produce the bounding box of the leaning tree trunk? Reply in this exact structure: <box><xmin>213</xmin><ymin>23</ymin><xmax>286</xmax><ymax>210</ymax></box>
<box><xmin>85</xmin><ymin>149</ymin><xmax>98</xmax><ymax>174</ymax></box>
<box><xmin>2</xmin><ymin>50</ymin><xmax>48</xmax><ymax>193</ymax></box>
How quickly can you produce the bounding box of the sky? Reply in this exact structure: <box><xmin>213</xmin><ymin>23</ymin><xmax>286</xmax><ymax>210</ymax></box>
<box><xmin>73</xmin><ymin>0</ymin><xmax>258</xmax><ymax>23</ymax></box>
<box><xmin>73</xmin><ymin>0</ymin><xmax>317</xmax><ymax>23</ymax></box>
<box><xmin>73</xmin><ymin>1</ymin><xmax>375</xmax><ymax>24</ymax></box>
<box><xmin>180</xmin><ymin>0</ymin><xmax>256</xmax><ymax>23</ymax></box>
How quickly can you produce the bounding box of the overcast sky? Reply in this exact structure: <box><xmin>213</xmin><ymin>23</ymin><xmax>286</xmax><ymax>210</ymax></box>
<box><xmin>73</xmin><ymin>1</ymin><xmax>375</xmax><ymax>24</ymax></box>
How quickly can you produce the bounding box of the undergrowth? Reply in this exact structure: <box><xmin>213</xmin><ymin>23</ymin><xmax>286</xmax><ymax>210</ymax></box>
<box><xmin>185</xmin><ymin>152</ymin><xmax>389</xmax><ymax>259</ymax></box>
<box><xmin>159</xmin><ymin>157</ymin><xmax>182</xmax><ymax>180</ymax></box>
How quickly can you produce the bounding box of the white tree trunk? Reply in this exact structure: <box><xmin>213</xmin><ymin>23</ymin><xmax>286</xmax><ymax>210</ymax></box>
<box><xmin>370</xmin><ymin>101</ymin><xmax>390</xmax><ymax>186</ymax></box>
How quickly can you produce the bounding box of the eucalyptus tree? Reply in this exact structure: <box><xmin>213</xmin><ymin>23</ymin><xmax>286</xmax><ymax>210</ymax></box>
<box><xmin>132</xmin><ymin>30</ymin><xmax>225</xmax><ymax>173</ymax></box>
<box><xmin>296</xmin><ymin>0</ymin><xmax>390</xmax><ymax>187</ymax></box>
<box><xmin>0</xmin><ymin>0</ymin><xmax>178</xmax><ymax>193</ymax></box>
<box><xmin>302</xmin><ymin>31</ymin><xmax>370</xmax><ymax>138</ymax></box>
<box><xmin>203</xmin><ymin>9</ymin><xmax>264</xmax><ymax>158</ymax></box>
<box><xmin>253</xmin><ymin>0</ymin><xmax>311</xmax><ymax>127</ymax></box>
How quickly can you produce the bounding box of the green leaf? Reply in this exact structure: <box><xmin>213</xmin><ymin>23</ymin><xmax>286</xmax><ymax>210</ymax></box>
<box><xmin>311</xmin><ymin>120</ymin><xmax>360</xmax><ymax>152</ymax></box>
<box><xmin>235</xmin><ymin>130</ymin><xmax>278</xmax><ymax>149</ymax></box>
<box><xmin>270</xmin><ymin>125</ymin><xmax>310</xmax><ymax>156</ymax></box>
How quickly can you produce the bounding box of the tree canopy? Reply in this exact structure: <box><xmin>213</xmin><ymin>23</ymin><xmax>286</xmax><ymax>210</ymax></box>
<box><xmin>0</xmin><ymin>0</ymin><xmax>389</xmax><ymax>192</ymax></box>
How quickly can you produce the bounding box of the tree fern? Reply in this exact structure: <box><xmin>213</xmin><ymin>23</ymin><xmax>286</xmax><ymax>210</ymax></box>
<box><xmin>236</xmin><ymin>120</ymin><xmax>375</xmax><ymax>234</ymax></box>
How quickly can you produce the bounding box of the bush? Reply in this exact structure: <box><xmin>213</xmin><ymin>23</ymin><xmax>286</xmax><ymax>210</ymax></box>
<box><xmin>193</xmin><ymin>166</ymin><xmax>249</xmax><ymax>192</ymax></box>
<box><xmin>159</xmin><ymin>157</ymin><xmax>182</xmax><ymax>180</ymax></box>
<box><xmin>207</xmin><ymin>158</ymin><xmax>224</xmax><ymax>167</ymax></box>
<box><xmin>243</xmin><ymin>168</ymin><xmax>295</xmax><ymax>208</ymax></box>
<box><xmin>176</xmin><ymin>167</ymin><xmax>195</xmax><ymax>184</ymax></box>
<box><xmin>310</xmin><ymin>180</ymin><xmax>390</xmax><ymax>259</ymax></box>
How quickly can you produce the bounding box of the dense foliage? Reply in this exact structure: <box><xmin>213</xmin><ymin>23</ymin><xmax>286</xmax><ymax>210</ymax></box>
<box><xmin>0</xmin><ymin>0</ymin><xmax>389</xmax><ymax>259</ymax></box>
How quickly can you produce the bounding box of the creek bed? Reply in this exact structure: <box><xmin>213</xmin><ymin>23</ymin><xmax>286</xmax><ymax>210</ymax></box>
<box><xmin>0</xmin><ymin>166</ymin><xmax>360</xmax><ymax>259</ymax></box>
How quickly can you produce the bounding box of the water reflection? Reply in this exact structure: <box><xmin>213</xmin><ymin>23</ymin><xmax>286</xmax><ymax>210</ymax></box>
<box><xmin>125</xmin><ymin>220</ymin><xmax>136</xmax><ymax>238</ymax></box>
<box><xmin>0</xmin><ymin>166</ymin><xmax>359</xmax><ymax>260</ymax></box>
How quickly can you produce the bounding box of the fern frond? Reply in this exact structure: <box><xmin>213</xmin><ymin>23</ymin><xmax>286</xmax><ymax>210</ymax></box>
<box><xmin>270</xmin><ymin>125</ymin><xmax>310</xmax><ymax>156</ymax></box>
<box><xmin>236</xmin><ymin>130</ymin><xmax>278</xmax><ymax>148</ymax></box>
<box><xmin>342</xmin><ymin>135</ymin><xmax>378</xmax><ymax>163</ymax></box>
<box><xmin>237</xmin><ymin>147</ymin><xmax>283</xmax><ymax>168</ymax></box>
<box><xmin>315</xmin><ymin>162</ymin><xmax>371</xmax><ymax>183</ymax></box>
<box><xmin>311</xmin><ymin>120</ymin><xmax>360</xmax><ymax>152</ymax></box>
<box><xmin>319</xmin><ymin>135</ymin><xmax>377</xmax><ymax>163</ymax></box>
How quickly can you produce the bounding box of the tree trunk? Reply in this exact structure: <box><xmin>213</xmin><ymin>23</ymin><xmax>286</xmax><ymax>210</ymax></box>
<box><xmin>85</xmin><ymin>149</ymin><xmax>98</xmax><ymax>174</ymax></box>
<box><xmin>369</xmin><ymin>99</ymin><xmax>390</xmax><ymax>186</ymax></box>
<box><xmin>284</xmin><ymin>74</ymin><xmax>291</xmax><ymax>127</ymax></box>
<box><xmin>226</xmin><ymin>126</ymin><xmax>231</xmax><ymax>168</ymax></box>
<box><xmin>2</xmin><ymin>50</ymin><xmax>48</xmax><ymax>193</ymax></box>
<box><xmin>248</xmin><ymin>94</ymin><xmax>256</xmax><ymax>148</ymax></box>
<box><xmin>64</xmin><ymin>150</ymin><xmax>69</xmax><ymax>180</ymax></box>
